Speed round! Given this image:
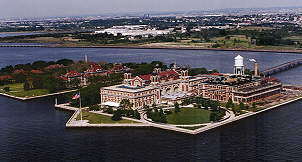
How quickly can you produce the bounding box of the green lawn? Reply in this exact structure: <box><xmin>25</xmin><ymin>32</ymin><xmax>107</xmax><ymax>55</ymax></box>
<box><xmin>0</xmin><ymin>83</ymin><xmax>50</xmax><ymax>97</ymax></box>
<box><xmin>76</xmin><ymin>111</ymin><xmax>141</xmax><ymax>124</ymax></box>
<box><xmin>166</xmin><ymin>107</ymin><xmax>211</xmax><ymax>125</ymax></box>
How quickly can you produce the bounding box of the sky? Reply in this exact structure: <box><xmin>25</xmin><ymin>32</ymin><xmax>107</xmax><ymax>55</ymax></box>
<box><xmin>1</xmin><ymin>0</ymin><xmax>302</xmax><ymax>19</ymax></box>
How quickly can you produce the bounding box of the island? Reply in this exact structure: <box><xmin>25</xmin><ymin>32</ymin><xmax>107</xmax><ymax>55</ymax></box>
<box><xmin>52</xmin><ymin>55</ymin><xmax>302</xmax><ymax>134</ymax></box>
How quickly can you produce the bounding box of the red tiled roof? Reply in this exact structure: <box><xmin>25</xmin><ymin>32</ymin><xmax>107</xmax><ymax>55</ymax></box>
<box><xmin>83</xmin><ymin>73</ymin><xmax>90</xmax><ymax>78</ymax></box>
<box><xmin>137</xmin><ymin>70</ymin><xmax>179</xmax><ymax>81</ymax></box>
<box><xmin>30</xmin><ymin>70</ymin><xmax>44</xmax><ymax>74</ymax></box>
<box><xmin>13</xmin><ymin>70</ymin><xmax>28</xmax><ymax>75</ymax></box>
<box><xmin>63</xmin><ymin>71</ymin><xmax>81</xmax><ymax>77</ymax></box>
<box><xmin>158</xmin><ymin>70</ymin><xmax>179</xmax><ymax>77</ymax></box>
<box><xmin>110</xmin><ymin>65</ymin><xmax>126</xmax><ymax>71</ymax></box>
<box><xmin>208</xmin><ymin>73</ymin><xmax>223</xmax><ymax>76</ymax></box>
<box><xmin>139</xmin><ymin>74</ymin><xmax>152</xmax><ymax>81</ymax></box>
<box><xmin>44</xmin><ymin>64</ymin><xmax>67</xmax><ymax>70</ymax></box>
<box><xmin>61</xmin><ymin>77</ymin><xmax>68</xmax><ymax>81</ymax></box>
<box><xmin>0</xmin><ymin>75</ymin><xmax>14</xmax><ymax>80</ymax></box>
<box><xmin>85</xmin><ymin>65</ymin><xmax>106</xmax><ymax>73</ymax></box>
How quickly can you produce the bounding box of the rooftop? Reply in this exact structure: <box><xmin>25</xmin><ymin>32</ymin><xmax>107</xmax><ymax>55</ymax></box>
<box><xmin>161</xmin><ymin>91</ymin><xmax>193</xmax><ymax>101</ymax></box>
<box><xmin>102</xmin><ymin>84</ymin><xmax>158</xmax><ymax>93</ymax></box>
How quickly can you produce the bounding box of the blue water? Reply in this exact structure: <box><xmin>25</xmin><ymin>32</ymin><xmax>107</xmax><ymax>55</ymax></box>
<box><xmin>0</xmin><ymin>47</ymin><xmax>300</xmax><ymax>69</ymax></box>
<box><xmin>0</xmin><ymin>47</ymin><xmax>301</xmax><ymax>161</ymax></box>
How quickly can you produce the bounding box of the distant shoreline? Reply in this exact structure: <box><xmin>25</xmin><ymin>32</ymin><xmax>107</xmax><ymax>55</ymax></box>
<box><xmin>45</xmin><ymin>44</ymin><xmax>302</xmax><ymax>54</ymax></box>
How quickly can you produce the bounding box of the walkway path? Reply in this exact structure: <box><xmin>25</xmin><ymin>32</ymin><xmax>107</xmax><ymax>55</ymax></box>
<box><xmin>58</xmin><ymin>95</ymin><xmax>302</xmax><ymax>134</ymax></box>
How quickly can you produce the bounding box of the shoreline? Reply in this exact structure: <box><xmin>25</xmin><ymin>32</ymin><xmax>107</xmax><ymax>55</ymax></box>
<box><xmin>0</xmin><ymin>89</ymin><xmax>78</xmax><ymax>101</ymax></box>
<box><xmin>44</xmin><ymin>44</ymin><xmax>302</xmax><ymax>54</ymax></box>
<box><xmin>2</xmin><ymin>42</ymin><xmax>302</xmax><ymax>54</ymax></box>
<box><xmin>58</xmin><ymin>95</ymin><xmax>302</xmax><ymax>135</ymax></box>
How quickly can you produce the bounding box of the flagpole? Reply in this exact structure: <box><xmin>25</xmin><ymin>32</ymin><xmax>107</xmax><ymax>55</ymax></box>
<box><xmin>80</xmin><ymin>91</ymin><xmax>82</xmax><ymax>121</ymax></box>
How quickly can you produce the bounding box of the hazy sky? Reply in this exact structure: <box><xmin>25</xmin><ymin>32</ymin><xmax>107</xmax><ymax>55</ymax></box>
<box><xmin>1</xmin><ymin>0</ymin><xmax>302</xmax><ymax>19</ymax></box>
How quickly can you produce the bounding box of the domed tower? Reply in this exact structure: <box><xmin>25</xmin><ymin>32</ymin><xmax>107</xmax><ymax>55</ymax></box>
<box><xmin>180</xmin><ymin>65</ymin><xmax>189</xmax><ymax>92</ymax></box>
<box><xmin>234</xmin><ymin>55</ymin><xmax>244</xmax><ymax>75</ymax></box>
<box><xmin>123</xmin><ymin>68</ymin><xmax>132</xmax><ymax>84</ymax></box>
<box><xmin>181</xmin><ymin>65</ymin><xmax>188</xmax><ymax>79</ymax></box>
<box><xmin>154</xmin><ymin>64</ymin><xmax>161</xmax><ymax>73</ymax></box>
<box><xmin>150</xmin><ymin>71</ymin><xmax>159</xmax><ymax>86</ymax></box>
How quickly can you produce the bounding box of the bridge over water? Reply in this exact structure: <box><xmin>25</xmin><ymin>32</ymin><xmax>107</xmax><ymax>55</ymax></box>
<box><xmin>261</xmin><ymin>58</ymin><xmax>302</xmax><ymax>76</ymax></box>
<box><xmin>0</xmin><ymin>44</ymin><xmax>45</xmax><ymax>47</ymax></box>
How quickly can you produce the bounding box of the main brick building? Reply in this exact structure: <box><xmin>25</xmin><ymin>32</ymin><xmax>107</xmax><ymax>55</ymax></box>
<box><xmin>101</xmin><ymin>65</ymin><xmax>205</xmax><ymax>109</ymax></box>
<box><xmin>100</xmin><ymin>55</ymin><xmax>282</xmax><ymax>109</ymax></box>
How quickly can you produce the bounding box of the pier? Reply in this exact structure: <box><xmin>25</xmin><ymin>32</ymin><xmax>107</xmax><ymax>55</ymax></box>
<box><xmin>261</xmin><ymin>58</ymin><xmax>302</xmax><ymax>75</ymax></box>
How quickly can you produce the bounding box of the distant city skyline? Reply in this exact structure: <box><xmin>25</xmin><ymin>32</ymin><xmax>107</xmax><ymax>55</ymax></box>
<box><xmin>1</xmin><ymin>0</ymin><xmax>302</xmax><ymax>19</ymax></box>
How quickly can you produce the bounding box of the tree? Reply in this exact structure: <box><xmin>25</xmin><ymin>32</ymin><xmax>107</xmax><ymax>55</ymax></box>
<box><xmin>3</xmin><ymin>87</ymin><xmax>9</xmax><ymax>92</ymax></box>
<box><xmin>120</xmin><ymin>99</ymin><xmax>133</xmax><ymax>110</ymax></box>
<box><xmin>174</xmin><ymin>102</ymin><xmax>180</xmax><ymax>114</ymax></box>
<box><xmin>239</xmin><ymin>102</ymin><xmax>245</xmax><ymax>110</ymax></box>
<box><xmin>48</xmin><ymin>84</ymin><xmax>57</xmax><ymax>93</ymax></box>
<box><xmin>33</xmin><ymin>78</ymin><xmax>43</xmax><ymax>89</ymax></box>
<box><xmin>152</xmin><ymin>103</ymin><xmax>157</xmax><ymax>109</ymax></box>
<box><xmin>232</xmin><ymin>104</ymin><xmax>239</xmax><ymax>114</ymax></box>
<box><xmin>159</xmin><ymin>115</ymin><xmax>167</xmax><ymax>123</ymax></box>
<box><xmin>252</xmin><ymin>102</ymin><xmax>256</xmax><ymax>108</ymax></box>
<box><xmin>70</xmin><ymin>78</ymin><xmax>81</xmax><ymax>88</ymax></box>
<box><xmin>188</xmin><ymin>68</ymin><xmax>208</xmax><ymax>76</ymax></box>
<box><xmin>210</xmin><ymin>112</ymin><xmax>217</xmax><ymax>121</ymax></box>
<box><xmin>23</xmin><ymin>82</ymin><xmax>30</xmax><ymax>91</ymax></box>
<box><xmin>89</xmin><ymin>105</ymin><xmax>100</xmax><ymax>111</ymax></box>
<box><xmin>15</xmin><ymin>73</ymin><xmax>26</xmax><ymax>83</ymax></box>
<box><xmin>134</xmin><ymin>110</ymin><xmax>141</xmax><ymax>120</ymax></box>
<box><xmin>32</xmin><ymin>60</ymin><xmax>47</xmax><ymax>69</ymax></box>
<box><xmin>226</xmin><ymin>98</ymin><xmax>233</xmax><ymax>108</ymax></box>
<box><xmin>112</xmin><ymin>109</ymin><xmax>122</xmax><ymax>121</ymax></box>
<box><xmin>56</xmin><ymin>59</ymin><xmax>74</xmax><ymax>66</ymax></box>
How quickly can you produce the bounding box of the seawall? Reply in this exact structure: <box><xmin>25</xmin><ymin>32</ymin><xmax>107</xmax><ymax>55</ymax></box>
<box><xmin>0</xmin><ymin>89</ymin><xmax>78</xmax><ymax>101</ymax></box>
<box><xmin>59</xmin><ymin>96</ymin><xmax>302</xmax><ymax>135</ymax></box>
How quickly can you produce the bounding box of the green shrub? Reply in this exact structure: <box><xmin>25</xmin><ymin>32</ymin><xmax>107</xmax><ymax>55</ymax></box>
<box><xmin>134</xmin><ymin>110</ymin><xmax>141</xmax><ymax>120</ymax></box>
<box><xmin>112</xmin><ymin>109</ymin><xmax>122</xmax><ymax>121</ymax></box>
<box><xmin>89</xmin><ymin>105</ymin><xmax>100</xmax><ymax>111</ymax></box>
<box><xmin>3</xmin><ymin>87</ymin><xmax>10</xmax><ymax>92</ymax></box>
<box><xmin>23</xmin><ymin>82</ymin><xmax>30</xmax><ymax>91</ymax></box>
<box><xmin>106</xmin><ymin>107</ymin><xmax>114</xmax><ymax>114</ymax></box>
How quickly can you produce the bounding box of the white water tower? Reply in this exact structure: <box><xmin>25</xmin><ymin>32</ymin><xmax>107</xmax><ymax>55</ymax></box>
<box><xmin>234</xmin><ymin>55</ymin><xmax>244</xmax><ymax>75</ymax></box>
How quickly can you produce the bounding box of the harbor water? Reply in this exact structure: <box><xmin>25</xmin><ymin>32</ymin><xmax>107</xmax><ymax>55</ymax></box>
<box><xmin>0</xmin><ymin>47</ymin><xmax>301</xmax><ymax>161</ymax></box>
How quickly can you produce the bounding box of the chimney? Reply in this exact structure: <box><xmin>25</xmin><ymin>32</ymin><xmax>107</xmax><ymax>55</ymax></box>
<box><xmin>254</xmin><ymin>62</ymin><xmax>258</xmax><ymax>76</ymax></box>
<box><xmin>85</xmin><ymin>54</ymin><xmax>88</xmax><ymax>63</ymax></box>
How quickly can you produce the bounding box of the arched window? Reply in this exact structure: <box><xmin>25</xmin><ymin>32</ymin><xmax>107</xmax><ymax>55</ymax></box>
<box><xmin>134</xmin><ymin>80</ymin><xmax>141</xmax><ymax>86</ymax></box>
<box><xmin>174</xmin><ymin>87</ymin><xmax>178</xmax><ymax>92</ymax></box>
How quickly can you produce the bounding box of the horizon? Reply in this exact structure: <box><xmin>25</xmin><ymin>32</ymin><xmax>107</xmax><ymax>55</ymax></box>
<box><xmin>2</xmin><ymin>0</ymin><xmax>302</xmax><ymax>20</ymax></box>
